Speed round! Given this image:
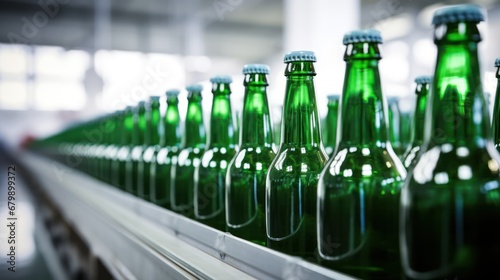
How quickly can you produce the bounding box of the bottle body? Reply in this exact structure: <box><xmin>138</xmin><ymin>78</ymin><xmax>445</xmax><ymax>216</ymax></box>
<box><xmin>195</xmin><ymin>147</ymin><xmax>235</xmax><ymax>230</ymax></box>
<box><xmin>172</xmin><ymin>147</ymin><xmax>204</xmax><ymax>217</ymax></box>
<box><xmin>267</xmin><ymin>148</ymin><xmax>326</xmax><ymax>260</ymax></box>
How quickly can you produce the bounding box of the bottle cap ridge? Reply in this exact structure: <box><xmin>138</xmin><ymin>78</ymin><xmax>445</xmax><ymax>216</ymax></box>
<box><xmin>186</xmin><ymin>84</ymin><xmax>203</xmax><ymax>92</ymax></box>
<box><xmin>210</xmin><ymin>75</ymin><xmax>233</xmax><ymax>84</ymax></box>
<box><xmin>283</xmin><ymin>51</ymin><xmax>317</xmax><ymax>63</ymax></box>
<box><xmin>495</xmin><ymin>58</ymin><xmax>500</xmax><ymax>67</ymax></box>
<box><xmin>166</xmin><ymin>89</ymin><xmax>180</xmax><ymax>97</ymax></box>
<box><xmin>242</xmin><ymin>64</ymin><xmax>270</xmax><ymax>74</ymax></box>
<box><xmin>432</xmin><ymin>4</ymin><xmax>485</xmax><ymax>26</ymax></box>
<box><xmin>343</xmin><ymin>29</ymin><xmax>383</xmax><ymax>45</ymax></box>
<box><xmin>414</xmin><ymin>75</ymin><xmax>433</xmax><ymax>84</ymax></box>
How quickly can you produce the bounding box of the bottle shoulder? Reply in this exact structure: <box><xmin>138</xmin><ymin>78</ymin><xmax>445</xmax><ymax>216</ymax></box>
<box><xmin>200</xmin><ymin>146</ymin><xmax>237</xmax><ymax>168</ymax></box>
<box><xmin>409</xmin><ymin>145</ymin><xmax>500</xmax><ymax>185</ymax></box>
<box><xmin>228</xmin><ymin>147</ymin><xmax>276</xmax><ymax>171</ymax></box>
<box><xmin>323</xmin><ymin>146</ymin><xmax>406</xmax><ymax>179</ymax></box>
<box><xmin>269</xmin><ymin>146</ymin><xmax>328</xmax><ymax>173</ymax></box>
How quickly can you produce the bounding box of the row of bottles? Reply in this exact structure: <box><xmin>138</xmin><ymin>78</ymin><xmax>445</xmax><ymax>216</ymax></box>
<box><xmin>30</xmin><ymin>4</ymin><xmax>500</xmax><ymax>279</ymax></box>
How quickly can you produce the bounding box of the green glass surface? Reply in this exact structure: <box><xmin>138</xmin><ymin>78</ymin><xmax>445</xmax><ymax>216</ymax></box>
<box><xmin>401</xmin><ymin>20</ymin><xmax>500</xmax><ymax>279</ymax></box>
<box><xmin>318</xmin><ymin>39</ymin><xmax>406</xmax><ymax>279</ymax></box>
<box><xmin>195</xmin><ymin>81</ymin><xmax>237</xmax><ymax>231</ymax></box>
<box><xmin>402</xmin><ymin>79</ymin><xmax>430</xmax><ymax>169</ymax></box>
<box><xmin>400</xmin><ymin>112</ymin><xmax>412</xmax><ymax>153</ymax></box>
<box><xmin>171</xmin><ymin>89</ymin><xmax>206</xmax><ymax>218</ymax></box>
<box><xmin>126</xmin><ymin>103</ymin><xmax>146</xmax><ymax>195</ymax></box>
<box><xmin>103</xmin><ymin>111</ymin><xmax>120</xmax><ymax>185</ymax></box>
<box><xmin>139</xmin><ymin>98</ymin><xmax>161</xmax><ymax>201</ymax></box>
<box><xmin>226</xmin><ymin>70</ymin><xmax>276</xmax><ymax>245</ymax></box>
<box><xmin>324</xmin><ymin>96</ymin><xmax>339</xmax><ymax>156</ymax></box>
<box><xmin>110</xmin><ymin>109</ymin><xmax>129</xmax><ymax>188</ymax></box>
<box><xmin>266</xmin><ymin>59</ymin><xmax>328</xmax><ymax>261</ymax></box>
<box><xmin>151</xmin><ymin>94</ymin><xmax>181</xmax><ymax>208</ymax></box>
<box><xmin>113</xmin><ymin>107</ymin><xmax>133</xmax><ymax>190</ymax></box>
<box><xmin>388</xmin><ymin>97</ymin><xmax>404</xmax><ymax>157</ymax></box>
<box><xmin>492</xmin><ymin>63</ymin><xmax>500</xmax><ymax>152</ymax></box>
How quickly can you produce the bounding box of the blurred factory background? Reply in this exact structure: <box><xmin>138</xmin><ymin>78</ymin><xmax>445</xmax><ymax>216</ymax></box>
<box><xmin>0</xmin><ymin>0</ymin><xmax>499</xmax><ymax>147</ymax></box>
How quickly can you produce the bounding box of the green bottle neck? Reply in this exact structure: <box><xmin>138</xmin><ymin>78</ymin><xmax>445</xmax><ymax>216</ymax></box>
<box><xmin>109</xmin><ymin>112</ymin><xmax>122</xmax><ymax>145</ymax></box>
<box><xmin>338</xmin><ymin>42</ymin><xmax>389</xmax><ymax>148</ymax></box>
<box><xmin>183</xmin><ymin>92</ymin><xmax>206</xmax><ymax>148</ymax></box>
<box><xmin>148</xmin><ymin>101</ymin><xmax>161</xmax><ymax>146</ymax></box>
<box><xmin>325</xmin><ymin>99</ymin><xmax>339</xmax><ymax>147</ymax></box>
<box><xmin>411</xmin><ymin>83</ymin><xmax>430</xmax><ymax>145</ymax></box>
<box><xmin>132</xmin><ymin>106</ymin><xmax>146</xmax><ymax>145</ymax></box>
<box><xmin>208</xmin><ymin>83</ymin><xmax>236</xmax><ymax>148</ymax></box>
<box><xmin>240</xmin><ymin>73</ymin><xmax>274</xmax><ymax>148</ymax></box>
<box><xmin>164</xmin><ymin>97</ymin><xmax>181</xmax><ymax>147</ymax></box>
<box><xmin>281</xmin><ymin>61</ymin><xmax>322</xmax><ymax>147</ymax></box>
<box><xmin>492</xmin><ymin>67</ymin><xmax>500</xmax><ymax>146</ymax></box>
<box><xmin>429</xmin><ymin>22</ymin><xmax>490</xmax><ymax>147</ymax></box>
<box><xmin>139</xmin><ymin>106</ymin><xmax>148</xmax><ymax>145</ymax></box>
<box><xmin>388</xmin><ymin>100</ymin><xmax>401</xmax><ymax>144</ymax></box>
<box><xmin>122</xmin><ymin>109</ymin><xmax>133</xmax><ymax>146</ymax></box>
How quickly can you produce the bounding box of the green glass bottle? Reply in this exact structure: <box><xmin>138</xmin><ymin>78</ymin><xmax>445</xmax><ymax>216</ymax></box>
<box><xmin>195</xmin><ymin>75</ymin><xmax>237</xmax><ymax>231</ymax></box>
<box><xmin>402</xmin><ymin>76</ymin><xmax>432</xmax><ymax>169</ymax></box>
<box><xmin>401</xmin><ymin>112</ymin><xmax>413</xmax><ymax>152</ymax></box>
<box><xmin>401</xmin><ymin>5</ymin><xmax>500</xmax><ymax>279</ymax></box>
<box><xmin>104</xmin><ymin>110</ymin><xmax>121</xmax><ymax>185</ymax></box>
<box><xmin>113</xmin><ymin>106</ymin><xmax>134</xmax><ymax>190</ymax></box>
<box><xmin>266</xmin><ymin>51</ymin><xmax>328</xmax><ymax>260</ymax></box>
<box><xmin>324</xmin><ymin>95</ymin><xmax>340</xmax><ymax>156</ymax></box>
<box><xmin>491</xmin><ymin>58</ymin><xmax>500</xmax><ymax>152</ymax></box>
<box><xmin>171</xmin><ymin>85</ymin><xmax>206</xmax><ymax>218</ymax></box>
<box><xmin>126</xmin><ymin>101</ymin><xmax>146</xmax><ymax>195</ymax></box>
<box><xmin>88</xmin><ymin>118</ymin><xmax>102</xmax><ymax>178</ymax></box>
<box><xmin>317</xmin><ymin>30</ymin><xmax>406</xmax><ymax>279</ymax></box>
<box><xmin>388</xmin><ymin>96</ymin><xmax>404</xmax><ymax>157</ymax></box>
<box><xmin>139</xmin><ymin>96</ymin><xmax>161</xmax><ymax>201</ymax></box>
<box><xmin>151</xmin><ymin>90</ymin><xmax>181</xmax><ymax>208</ymax></box>
<box><xmin>226</xmin><ymin>64</ymin><xmax>276</xmax><ymax>245</ymax></box>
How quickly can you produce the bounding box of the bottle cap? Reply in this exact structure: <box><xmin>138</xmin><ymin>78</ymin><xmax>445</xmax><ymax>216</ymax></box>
<box><xmin>283</xmin><ymin>51</ymin><xmax>316</xmax><ymax>63</ymax></box>
<box><xmin>138</xmin><ymin>101</ymin><xmax>146</xmax><ymax>106</ymax></box>
<box><xmin>495</xmin><ymin>58</ymin><xmax>500</xmax><ymax>67</ymax></box>
<box><xmin>210</xmin><ymin>75</ymin><xmax>233</xmax><ymax>84</ymax></box>
<box><xmin>150</xmin><ymin>95</ymin><xmax>161</xmax><ymax>101</ymax></box>
<box><xmin>327</xmin><ymin>95</ymin><xmax>340</xmax><ymax>101</ymax></box>
<box><xmin>186</xmin><ymin>84</ymin><xmax>203</xmax><ymax>92</ymax></box>
<box><xmin>166</xmin><ymin>89</ymin><xmax>180</xmax><ymax>97</ymax></box>
<box><xmin>432</xmin><ymin>4</ymin><xmax>485</xmax><ymax>26</ymax></box>
<box><xmin>242</xmin><ymin>64</ymin><xmax>270</xmax><ymax>74</ymax></box>
<box><xmin>414</xmin><ymin>75</ymin><xmax>433</xmax><ymax>84</ymax></box>
<box><xmin>343</xmin><ymin>29</ymin><xmax>383</xmax><ymax>45</ymax></box>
